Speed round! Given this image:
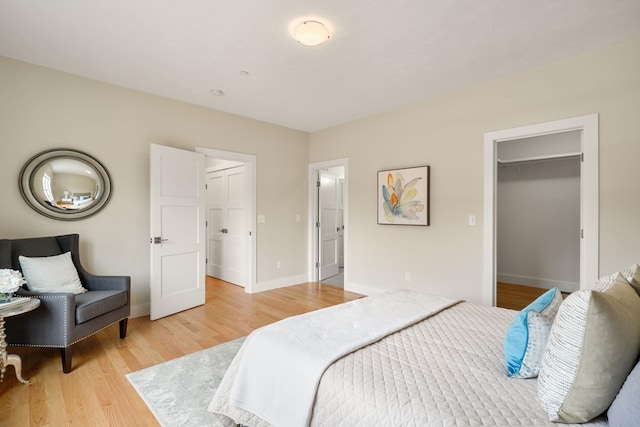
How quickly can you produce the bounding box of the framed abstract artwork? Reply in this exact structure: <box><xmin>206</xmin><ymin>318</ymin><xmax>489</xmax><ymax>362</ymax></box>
<box><xmin>377</xmin><ymin>166</ymin><xmax>430</xmax><ymax>226</ymax></box>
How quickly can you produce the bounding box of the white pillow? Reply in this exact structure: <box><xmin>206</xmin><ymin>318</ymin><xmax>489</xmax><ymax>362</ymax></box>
<box><xmin>621</xmin><ymin>263</ymin><xmax>640</xmax><ymax>295</ymax></box>
<box><xmin>593</xmin><ymin>264</ymin><xmax>640</xmax><ymax>295</ymax></box>
<box><xmin>537</xmin><ymin>273</ymin><xmax>640</xmax><ymax>423</ymax></box>
<box><xmin>19</xmin><ymin>252</ymin><xmax>88</xmax><ymax>295</ymax></box>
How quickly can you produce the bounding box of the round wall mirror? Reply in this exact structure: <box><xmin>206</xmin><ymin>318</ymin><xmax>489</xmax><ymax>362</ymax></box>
<box><xmin>19</xmin><ymin>149</ymin><xmax>112</xmax><ymax>220</ymax></box>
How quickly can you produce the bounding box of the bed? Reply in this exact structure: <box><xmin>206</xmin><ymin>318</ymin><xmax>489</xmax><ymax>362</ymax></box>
<box><xmin>208</xmin><ymin>276</ymin><xmax>640</xmax><ymax>427</ymax></box>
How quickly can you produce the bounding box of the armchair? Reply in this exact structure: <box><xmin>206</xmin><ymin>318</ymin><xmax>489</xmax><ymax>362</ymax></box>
<box><xmin>0</xmin><ymin>234</ymin><xmax>130</xmax><ymax>373</ymax></box>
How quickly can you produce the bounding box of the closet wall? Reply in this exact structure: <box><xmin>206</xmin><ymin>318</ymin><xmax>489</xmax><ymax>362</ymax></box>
<box><xmin>496</xmin><ymin>131</ymin><xmax>581</xmax><ymax>293</ymax></box>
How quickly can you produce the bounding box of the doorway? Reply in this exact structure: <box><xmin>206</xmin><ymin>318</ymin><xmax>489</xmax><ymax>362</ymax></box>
<box><xmin>309</xmin><ymin>159</ymin><xmax>348</xmax><ymax>288</ymax></box>
<box><xmin>497</xmin><ymin>132</ymin><xmax>581</xmax><ymax>294</ymax></box>
<box><xmin>196</xmin><ymin>147</ymin><xmax>257</xmax><ymax>293</ymax></box>
<box><xmin>205</xmin><ymin>162</ymin><xmax>247</xmax><ymax>287</ymax></box>
<box><xmin>483</xmin><ymin>114</ymin><xmax>599</xmax><ymax>306</ymax></box>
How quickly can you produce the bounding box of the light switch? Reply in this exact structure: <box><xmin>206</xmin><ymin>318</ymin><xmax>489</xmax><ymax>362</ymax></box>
<box><xmin>468</xmin><ymin>215</ymin><xmax>477</xmax><ymax>226</ymax></box>
<box><xmin>258</xmin><ymin>214</ymin><xmax>266</xmax><ymax>224</ymax></box>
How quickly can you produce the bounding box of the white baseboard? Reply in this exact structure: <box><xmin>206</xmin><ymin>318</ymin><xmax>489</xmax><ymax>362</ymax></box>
<box><xmin>345</xmin><ymin>282</ymin><xmax>387</xmax><ymax>297</ymax></box>
<box><xmin>252</xmin><ymin>274</ymin><xmax>309</xmax><ymax>293</ymax></box>
<box><xmin>131</xmin><ymin>302</ymin><xmax>150</xmax><ymax>318</ymax></box>
<box><xmin>497</xmin><ymin>273</ymin><xmax>579</xmax><ymax>293</ymax></box>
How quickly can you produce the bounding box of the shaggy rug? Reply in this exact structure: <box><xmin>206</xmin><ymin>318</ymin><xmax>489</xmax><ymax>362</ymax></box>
<box><xmin>126</xmin><ymin>337</ymin><xmax>245</xmax><ymax>427</ymax></box>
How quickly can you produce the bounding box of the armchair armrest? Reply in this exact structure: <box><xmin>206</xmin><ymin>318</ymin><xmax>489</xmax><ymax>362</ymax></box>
<box><xmin>79</xmin><ymin>271</ymin><xmax>131</xmax><ymax>293</ymax></box>
<box><xmin>10</xmin><ymin>288</ymin><xmax>76</xmax><ymax>347</ymax></box>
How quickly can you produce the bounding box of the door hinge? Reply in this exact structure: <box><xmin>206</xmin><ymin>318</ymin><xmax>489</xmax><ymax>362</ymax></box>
<box><xmin>316</xmin><ymin>262</ymin><xmax>320</xmax><ymax>268</ymax></box>
<box><xmin>581</xmin><ymin>229</ymin><xmax>584</xmax><ymax>238</ymax></box>
<box><xmin>316</xmin><ymin>181</ymin><xmax>321</xmax><ymax>187</ymax></box>
<box><xmin>581</xmin><ymin>153</ymin><xmax>584</xmax><ymax>162</ymax></box>
<box><xmin>206</xmin><ymin>220</ymin><xmax>208</xmax><ymax>227</ymax></box>
<box><xmin>316</xmin><ymin>221</ymin><xmax>320</xmax><ymax>228</ymax></box>
<box><xmin>249</xmin><ymin>231</ymin><xmax>252</xmax><ymax>236</ymax></box>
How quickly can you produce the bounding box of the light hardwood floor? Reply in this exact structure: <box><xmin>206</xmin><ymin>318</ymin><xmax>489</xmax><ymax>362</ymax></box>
<box><xmin>0</xmin><ymin>278</ymin><xmax>362</xmax><ymax>427</ymax></box>
<box><xmin>496</xmin><ymin>282</ymin><xmax>562</xmax><ymax>311</ymax></box>
<box><xmin>0</xmin><ymin>278</ymin><xmax>551</xmax><ymax>425</ymax></box>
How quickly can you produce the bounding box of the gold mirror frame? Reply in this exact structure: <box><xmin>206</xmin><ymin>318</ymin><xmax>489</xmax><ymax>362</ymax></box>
<box><xmin>19</xmin><ymin>149</ymin><xmax>112</xmax><ymax>221</ymax></box>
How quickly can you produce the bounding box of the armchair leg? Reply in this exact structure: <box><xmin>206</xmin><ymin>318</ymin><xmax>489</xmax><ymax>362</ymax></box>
<box><xmin>119</xmin><ymin>318</ymin><xmax>128</xmax><ymax>339</ymax></box>
<box><xmin>61</xmin><ymin>347</ymin><xmax>73</xmax><ymax>374</ymax></box>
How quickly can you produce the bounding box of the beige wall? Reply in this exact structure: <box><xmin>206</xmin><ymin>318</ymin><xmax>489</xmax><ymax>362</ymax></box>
<box><xmin>310</xmin><ymin>39</ymin><xmax>640</xmax><ymax>303</ymax></box>
<box><xmin>2</xmin><ymin>39</ymin><xmax>639</xmax><ymax>312</ymax></box>
<box><xmin>0</xmin><ymin>56</ymin><xmax>309</xmax><ymax>316</ymax></box>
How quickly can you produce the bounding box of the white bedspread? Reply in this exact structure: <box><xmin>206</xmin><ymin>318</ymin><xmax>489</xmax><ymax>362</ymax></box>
<box><xmin>209</xmin><ymin>301</ymin><xmax>608</xmax><ymax>427</ymax></box>
<box><xmin>226</xmin><ymin>289</ymin><xmax>459</xmax><ymax>427</ymax></box>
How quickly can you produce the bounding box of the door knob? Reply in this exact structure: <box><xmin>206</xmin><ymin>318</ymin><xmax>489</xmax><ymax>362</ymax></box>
<box><xmin>219</xmin><ymin>228</ymin><xmax>228</xmax><ymax>234</ymax></box>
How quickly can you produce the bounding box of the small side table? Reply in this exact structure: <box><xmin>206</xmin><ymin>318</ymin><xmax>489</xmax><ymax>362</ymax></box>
<box><xmin>0</xmin><ymin>298</ymin><xmax>40</xmax><ymax>384</ymax></box>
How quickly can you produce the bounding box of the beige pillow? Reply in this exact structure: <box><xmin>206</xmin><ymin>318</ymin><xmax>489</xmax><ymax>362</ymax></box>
<box><xmin>19</xmin><ymin>252</ymin><xmax>88</xmax><ymax>295</ymax></box>
<box><xmin>537</xmin><ymin>273</ymin><xmax>640</xmax><ymax>423</ymax></box>
<box><xmin>594</xmin><ymin>264</ymin><xmax>640</xmax><ymax>296</ymax></box>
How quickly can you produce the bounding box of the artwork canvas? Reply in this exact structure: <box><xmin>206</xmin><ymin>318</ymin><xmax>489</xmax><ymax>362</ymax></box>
<box><xmin>378</xmin><ymin>166</ymin><xmax>430</xmax><ymax>226</ymax></box>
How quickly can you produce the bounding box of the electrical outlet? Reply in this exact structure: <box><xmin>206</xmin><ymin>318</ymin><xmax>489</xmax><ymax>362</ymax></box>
<box><xmin>468</xmin><ymin>215</ymin><xmax>477</xmax><ymax>226</ymax></box>
<box><xmin>405</xmin><ymin>272</ymin><xmax>411</xmax><ymax>282</ymax></box>
<box><xmin>276</xmin><ymin>261</ymin><xmax>281</xmax><ymax>269</ymax></box>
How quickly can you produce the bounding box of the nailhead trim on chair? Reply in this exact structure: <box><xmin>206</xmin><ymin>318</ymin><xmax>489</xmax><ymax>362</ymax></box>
<box><xmin>10</xmin><ymin>292</ymin><xmax>127</xmax><ymax>348</ymax></box>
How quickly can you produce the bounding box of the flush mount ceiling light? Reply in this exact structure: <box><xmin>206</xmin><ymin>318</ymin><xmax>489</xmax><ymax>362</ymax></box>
<box><xmin>292</xmin><ymin>20</ymin><xmax>330</xmax><ymax>46</ymax></box>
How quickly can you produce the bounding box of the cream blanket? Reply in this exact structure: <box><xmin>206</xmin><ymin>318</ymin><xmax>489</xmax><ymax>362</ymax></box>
<box><xmin>224</xmin><ymin>289</ymin><xmax>460</xmax><ymax>427</ymax></box>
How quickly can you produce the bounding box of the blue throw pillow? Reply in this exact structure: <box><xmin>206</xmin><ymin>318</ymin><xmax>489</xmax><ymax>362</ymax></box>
<box><xmin>504</xmin><ymin>287</ymin><xmax>563</xmax><ymax>378</ymax></box>
<box><xmin>608</xmin><ymin>360</ymin><xmax>640</xmax><ymax>427</ymax></box>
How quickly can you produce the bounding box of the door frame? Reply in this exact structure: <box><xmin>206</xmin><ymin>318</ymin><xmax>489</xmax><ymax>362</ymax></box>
<box><xmin>482</xmin><ymin>114</ymin><xmax>600</xmax><ymax>305</ymax></box>
<box><xmin>482</xmin><ymin>114</ymin><xmax>599</xmax><ymax>306</ymax></box>
<box><xmin>196</xmin><ymin>147</ymin><xmax>257</xmax><ymax>293</ymax></box>
<box><xmin>308</xmin><ymin>158</ymin><xmax>349</xmax><ymax>285</ymax></box>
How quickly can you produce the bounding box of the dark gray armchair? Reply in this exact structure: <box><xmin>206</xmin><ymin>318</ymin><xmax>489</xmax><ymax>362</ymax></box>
<box><xmin>0</xmin><ymin>234</ymin><xmax>130</xmax><ymax>373</ymax></box>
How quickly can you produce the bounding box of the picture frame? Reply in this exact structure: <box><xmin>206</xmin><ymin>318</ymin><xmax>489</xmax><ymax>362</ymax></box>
<box><xmin>377</xmin><ymin>165</ymin><xmax>430</xmax><ymax>226</ymax></box>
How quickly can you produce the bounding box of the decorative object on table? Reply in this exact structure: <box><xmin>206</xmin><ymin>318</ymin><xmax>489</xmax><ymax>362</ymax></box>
<box><xmin>377</xmin><ymin>165</ymin><xmax>430</xmax><ymax>225</ymax></box>
<box><xmin>18</xmin><ymin>148</ymin><xmax>112</xmax><ymax>221</ymax></box>
<box><xmin>0</xmin><ymin>269</ymin><xmax>25</xmax><ymax>303</ymax></box>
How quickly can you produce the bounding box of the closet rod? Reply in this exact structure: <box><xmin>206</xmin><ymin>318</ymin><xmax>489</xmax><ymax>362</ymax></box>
<box><xmin>497</xmin><ymin>152</ymin><xmax>581</xmax><ymax>165</ymax></box>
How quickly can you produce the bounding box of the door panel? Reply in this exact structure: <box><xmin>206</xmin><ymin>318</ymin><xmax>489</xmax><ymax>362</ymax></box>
<box><xmin>150</xmin><ymin>144</ymin><xmax>205</xmax><ymax>320</ymax></box>
<box><xmin>206</xmin><ymin>165</ymin><xmax>248</xmax><ymax>286</ymax></box>
<box><xmin>319</xmin><ymin>171</ymin><xmax>340</xmax><ymax>280</ymax></box>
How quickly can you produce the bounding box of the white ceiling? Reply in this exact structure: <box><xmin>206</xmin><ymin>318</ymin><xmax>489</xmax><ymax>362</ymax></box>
<box><xmin>1</xmin><ymin>1</ymin><xmax>639</xmax><ymax>132</ymax></box>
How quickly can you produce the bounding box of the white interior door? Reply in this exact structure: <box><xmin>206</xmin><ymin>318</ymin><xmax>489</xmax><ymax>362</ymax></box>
<box><xmin>206</xmin><ymin>165</ymin><xmax>248</xmax><ymax>286</ymax></box>
<box><xmin>150</xmin><ymin>144</ymin><xmax>206</xmax><ymax>320</ymax></box>
<box><xmin>319</xmin><ymin>171</ymin><xmax>340</xmax><ymax>280</ymax></box>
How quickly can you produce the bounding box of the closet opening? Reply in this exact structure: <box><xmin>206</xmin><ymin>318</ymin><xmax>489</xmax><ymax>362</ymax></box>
<box><xmin>496</xmin><ymin>132</ymin><xmax>581</xmax><ymax>309</ymax></box>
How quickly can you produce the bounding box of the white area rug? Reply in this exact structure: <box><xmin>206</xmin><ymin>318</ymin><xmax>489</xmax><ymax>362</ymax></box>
<box><xmin>127</xmin><ymin>337</ymin><xmax>245</xmax><ymax>426</ymax></box>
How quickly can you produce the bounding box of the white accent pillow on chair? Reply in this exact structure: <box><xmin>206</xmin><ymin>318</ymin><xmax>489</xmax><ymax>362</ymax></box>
<box><xmin>19</xmin><ymin>252</ymin><xmax>88</xmax><ymax>295</ymax></box>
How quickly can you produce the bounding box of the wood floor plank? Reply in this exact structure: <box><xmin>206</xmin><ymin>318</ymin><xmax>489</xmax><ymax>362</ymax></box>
<box><xmin>0</xmin><ymin>278</ymin><xmax>361</xmax><ymax>426</ymax></box>
<box><xmin>496</xmin><ymin>282</ymin><xmax>565</xmax><ymax>311</ymax></box>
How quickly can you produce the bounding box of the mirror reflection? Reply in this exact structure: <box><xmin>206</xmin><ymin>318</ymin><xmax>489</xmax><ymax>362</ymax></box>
<box><xmin>19</xmin><ymin>149</ymin><xmax>112</xmax><ymax>220</ymax></box>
